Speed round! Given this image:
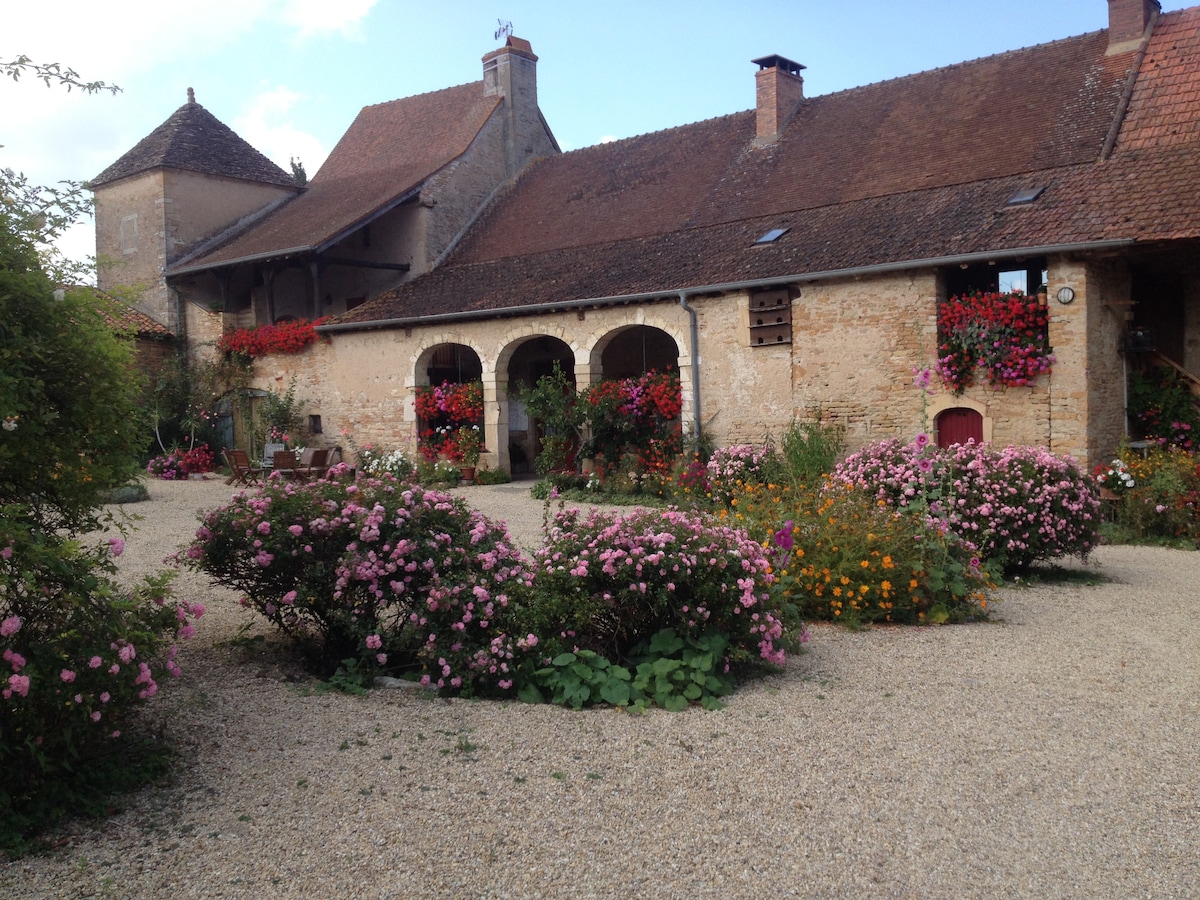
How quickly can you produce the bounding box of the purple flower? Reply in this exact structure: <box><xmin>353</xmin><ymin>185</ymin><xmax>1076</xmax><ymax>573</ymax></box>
<box><xmin>773</xmin><ymin>521</ymin><xmax>795</xmax><ymax>552</ymax></box>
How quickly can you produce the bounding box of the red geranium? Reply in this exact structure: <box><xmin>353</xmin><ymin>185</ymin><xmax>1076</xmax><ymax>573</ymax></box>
<box><xmin>217</xmin><ymin>318</ymin><xmax>328</xmax><ymax>358</ymax></box>
<box><xmin>935</xmin><ymin>292</ymin><xmax>1053</xmax><ymax>393</ymax></box>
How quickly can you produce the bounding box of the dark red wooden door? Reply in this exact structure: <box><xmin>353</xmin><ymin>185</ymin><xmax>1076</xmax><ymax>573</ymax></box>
<box><xmin>936</xmin><ymin>408</ymin><xmax>983</xmax><ymax>448</ymax></box>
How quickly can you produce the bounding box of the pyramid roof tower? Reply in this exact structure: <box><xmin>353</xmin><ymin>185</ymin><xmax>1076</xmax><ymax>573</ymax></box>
<box><xmin>92</xmin><ymin>88</ymin><xmax>295</xmax><ymax>188</ymax></box>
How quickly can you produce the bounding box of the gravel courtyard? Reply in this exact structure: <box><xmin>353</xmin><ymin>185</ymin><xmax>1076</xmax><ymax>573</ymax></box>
<box><xmin>2</xmin><ymin>477</ymin><xmax>1198</xmax><ymax>899</ymax></box>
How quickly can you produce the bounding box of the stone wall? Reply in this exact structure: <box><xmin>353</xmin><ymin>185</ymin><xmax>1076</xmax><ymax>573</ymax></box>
<box><xmin>95</xmin><ymin>170</ymin><xmax>296</xmax><ymax>331</ymax></box>
<box><xmin>235</xmin><ymin>266</ymin><xmax>1101</xmax><ymax>471</ymax></box>
<box><xmin>95</xmin><ymin>171</ymin><xmax>170</xmax><ymax>328</ymax></box>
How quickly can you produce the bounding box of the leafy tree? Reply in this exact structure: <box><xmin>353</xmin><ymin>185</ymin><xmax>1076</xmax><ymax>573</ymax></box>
<box><xmin>290</xmin><ymin>156</ymin><xmax>308</xmax><ymax>187</ymax></box>
<box><xmin>0</xmin><ymin>215</ymin><xmax>144</xmax><ymax>531</ymax></box>
<box><xmin>1</xmin><ymin>55</ymin><xmax>121</xmax><ymax>94</ymax></box>
<box><xmin>514</xmin><ymin>362</ymin><xmax>585</xmax><ymax>476</ymax></box>
<box><xmin>1</xmin><ymin>59</ymin><xmax>197</xmax><ymax>855</ymax></box>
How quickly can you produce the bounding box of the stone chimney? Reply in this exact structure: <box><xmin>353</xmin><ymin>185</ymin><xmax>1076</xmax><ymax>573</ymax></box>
<box><xmin>753</xmin><ymin>55</ymin><xmax>805</xmax><ymax>145</ymax></box>
<box><xmin>1107</xmin><ymin>0</ymin><xmax>1160</xmax><ymax>55</ymax></box>
<box><xmin>482</xmin><ymin>36</ymin><xmax>543</xmax><ymax>177</ymax></box>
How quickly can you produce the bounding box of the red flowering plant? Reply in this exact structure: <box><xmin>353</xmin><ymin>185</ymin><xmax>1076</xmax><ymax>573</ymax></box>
<box><xmin>935</xmin><ymin>292</ymin><xmax>1053</xmax><ymax>394</ymax></box>
<box><xmin>216</xmin><ymin>318</ymin><xmax>328</xmax><ymax>359</ymax></box>
<box><xmin>414</xmin><ymin>381</ymin><xmax>484</xmax><ymax>462</ymax></box>
<box><xmin>582</xmin><ymin>371</ymin><xmax>683</xmax><ymax>479</ymax></box>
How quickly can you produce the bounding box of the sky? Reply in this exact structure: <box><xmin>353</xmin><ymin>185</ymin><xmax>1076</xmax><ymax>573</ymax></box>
<box><xmin>4</xmin><ymin>0</ymin><xmax>1191</xmax><ymax>266</ymax></box>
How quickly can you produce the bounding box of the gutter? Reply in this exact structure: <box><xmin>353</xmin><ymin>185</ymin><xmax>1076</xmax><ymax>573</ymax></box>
<box><xmin>317</xmin><ymin>238</ymin><xmax>1135</xmax><ymax>334</ymax></box>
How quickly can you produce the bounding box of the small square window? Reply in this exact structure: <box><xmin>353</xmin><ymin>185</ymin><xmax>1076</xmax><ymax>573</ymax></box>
<box><xmin>308</xmin><ymin>414</ymin><xmax>323</xmax><ymax>434</ymax></box>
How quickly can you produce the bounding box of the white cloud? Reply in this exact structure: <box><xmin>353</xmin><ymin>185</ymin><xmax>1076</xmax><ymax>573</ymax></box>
<box><xmin>234</xmin><ymin>86</ymin><xmax>329</xmax><ymax>176</ymax></box>
<box><xmin>278</xmin><ymin>0</ymin><xmax>378</xmax><ymax>41</ymax></box>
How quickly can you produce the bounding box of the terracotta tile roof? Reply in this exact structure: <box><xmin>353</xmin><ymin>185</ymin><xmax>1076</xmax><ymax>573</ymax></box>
<box><xmin>84</xmin><ymin>289</ymin><xmax>174</xmax><ymax>337</ymax></box>
<box><xmin>1111</xmin><ymin>6</ymin><xmax>1200</xmax><ymax>154</ymax></box>
<box><xmin>169</xmin><ymin>82</ymin><xmax>501</xmax><ymax>272</ymax></box>
<box><xmin>340</xmin><ymin>16</ymin><xmax>1200</xmax><ymax>328</ymax></box>
<box><xmin>451</xmin><ymin>29</ymin><xmax>1132</xmax><ymax>269</ymax></box>
<box><xmin>92</xmin><ymin>97</ymin><xmax>295</xmax><ymax>189</ymax></box>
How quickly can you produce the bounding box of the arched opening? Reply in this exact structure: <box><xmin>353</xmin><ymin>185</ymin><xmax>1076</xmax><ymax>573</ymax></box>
<box><xmin>505</xmin><ymin>336</ymin><xmax>575</xmax><ymax>476</ymax></box>
<box><xmin>423</xmin><ymin>342</ymin><xmax>483</xmax><ymax>386</ymax></box>
<box><xmin>599</xmin><ymin>325</ymin><xmax>679</xmax><ymax>378</ymax></box>
<box><xmin>414</xmin><ymin>342</ymin><xmax>484</xmax><ymax>464</ymax></box>
<box><xmin>935</xmin><ymin>407</ymin><xmax>984</xmax><ymax>448</ymax></box>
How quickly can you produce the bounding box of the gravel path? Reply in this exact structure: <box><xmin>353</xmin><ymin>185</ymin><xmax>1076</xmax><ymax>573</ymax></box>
<box><xmin>2</xmin><ymin>477</ymin><xmax>1198</xmax><ymax>898</ymax></box>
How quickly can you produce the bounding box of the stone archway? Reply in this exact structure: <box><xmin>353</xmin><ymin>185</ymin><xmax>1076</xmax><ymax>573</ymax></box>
<box><xmin>504</xmin><ymin>335</ymin><xmax>575</xmax><ymax>476</ymax></box>
<box><xmin>596</xmin><ymin>324</ymin><xmax>680</xmax><ymax>379</ymax></box>
<box><xmin>412</xmin><ymin>341</ymin><xmax>485</xmax><ymax>464</ymax></box>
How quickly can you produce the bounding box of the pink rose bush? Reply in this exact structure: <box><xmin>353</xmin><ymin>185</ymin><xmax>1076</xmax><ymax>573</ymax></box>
<box><xmin>832</xmin><ymin>438</ymin><xmax>1099</xmax><ymax>570</ymax></box>
<box><xmin>2</xmin><ymin>519</ymin><xmax>201</xmax><ymax>843</ymax></box>
<box><xmin>183</xmin><ymin>470</ymin><xmax>534</xmax><ymax>695</ymax></box>
<box><xmin>513</xmin><ymin>507</ymin><xmax>791</xmax><ymax>708</ymax></box>
<box><xmin>531</xmin><ymin>506</ymin><xmax>786</xmax><ymax>667</ymax></box>
<box><xmin>184</xmin><ymin>470</ymin><xmax>795</xmax><ymax>706</ymax></box>
<box><xmin>705</xmin><ymin>444</ymin><xmax>777</xmax><ymax>504</ymax></box>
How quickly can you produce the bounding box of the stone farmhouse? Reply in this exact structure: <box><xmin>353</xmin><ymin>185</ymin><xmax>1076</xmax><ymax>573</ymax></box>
<box><xmin>93</xmin><ymin>0</ymin><xmax>1200</xmax><ymax>473</ymax></box>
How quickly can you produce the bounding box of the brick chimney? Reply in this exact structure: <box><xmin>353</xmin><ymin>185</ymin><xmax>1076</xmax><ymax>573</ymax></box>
<box><xmin>1107</xmin><ymin>0</ymin><xmax>1160</xmax><ymax>55</ymax></box>
<box><xmin>752</xmin><ymin>55</ymin><xmax>805</xmax><ymax>145</ymax></box>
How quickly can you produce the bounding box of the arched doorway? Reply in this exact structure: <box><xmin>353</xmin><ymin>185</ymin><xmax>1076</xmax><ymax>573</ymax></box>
<box><xmin>505</xmin><ymin>336</ymin><xmax>575</xmax><ymax>475</ymax></box>
<box><xmin>936</xmin><ymin>407</ymin><xmax>984</xmax><ymax>448</ymax></box>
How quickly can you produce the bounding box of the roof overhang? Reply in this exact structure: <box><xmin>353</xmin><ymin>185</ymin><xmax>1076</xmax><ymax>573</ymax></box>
<box><xmin>317</xmin><ymin>239</ymin><xmax>1135</xmax><ymax>335</ymax></box>
<box><xmin>166</xmin><ymin>186</ymin><xmax>423</xmax><ymax>278</ymax></box>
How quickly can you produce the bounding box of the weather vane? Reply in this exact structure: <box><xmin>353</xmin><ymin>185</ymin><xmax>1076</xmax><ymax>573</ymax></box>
<box><xmin>495</xmin><ymin>19</ymin><xmax>513</xmax><ymax>41</ymax></box>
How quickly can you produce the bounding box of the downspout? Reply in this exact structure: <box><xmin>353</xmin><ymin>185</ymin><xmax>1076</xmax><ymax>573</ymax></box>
<box><xmin>678</xmin><ymin>291</ymin><xmax>701</xmax><ymax>441</ymax></box>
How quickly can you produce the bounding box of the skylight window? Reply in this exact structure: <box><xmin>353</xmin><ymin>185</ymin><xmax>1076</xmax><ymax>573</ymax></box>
<box><xmin>754</xmin><ymin>227</ymin><xmax>789</xmax><ymax>244</ymax></box>
<box><xmin>1006</xmin><ymin>187</ymin><xmax>1045</xmax><ymax>206</ymax></box>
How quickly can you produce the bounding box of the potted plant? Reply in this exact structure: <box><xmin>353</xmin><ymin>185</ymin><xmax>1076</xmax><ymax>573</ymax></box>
<box><xmin>455</xmin><ymin>425</ymin><xmax>484</xmax><ymax>480</ymax></box>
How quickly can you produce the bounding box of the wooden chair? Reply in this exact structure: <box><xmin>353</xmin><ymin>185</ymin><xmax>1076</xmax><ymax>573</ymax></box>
<box><xmin>223</xmin><ymin>449</ymin><xmax>262</xmax><ymax>486</ymax></box>
<box><xmin>296</xmin><ymin>447</ymin><xmax>330</xmax><ymax>480</ymax></box>
<box><xmin>270</xmin><ymin>450</ymin><xmax>298</xmax><ymax>479</ymax></box>
<box><xmin>262</xmin><ymin>443</ymin><xmax>286</xmax><ymax>474</ymax></box>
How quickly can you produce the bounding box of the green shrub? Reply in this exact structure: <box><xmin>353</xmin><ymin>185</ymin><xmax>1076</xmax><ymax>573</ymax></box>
<box><xmin>1112</xmin><ymin>446</ymin><xmax>1200</xmax><ymax>543</ymax></box>
<box><xmin>776</xmin><ymin>418</ymin><xmax>846</xmax><ymax>488</ymax></box>
<box><xmin>518</xmin><ymin>629</ymin><xmax>735</xmax><ymax>711</ymax></box>
<box><xmin>2</xmin><ymin>183</ymin><xmax>193</xmax><ymax>854</ymax></box>
<box><xmin>474</xmin><ymin>466</ymin><xmax>511</xmax><ymax>485</ymax></box>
